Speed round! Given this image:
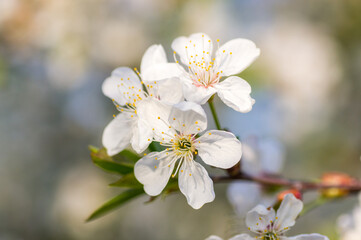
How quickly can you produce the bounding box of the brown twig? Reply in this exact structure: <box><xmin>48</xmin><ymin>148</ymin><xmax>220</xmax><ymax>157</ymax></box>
<box><xmin>211</xmin><ymin>172</ymin><xmax>361</xmax><ymax>193</ymax></box>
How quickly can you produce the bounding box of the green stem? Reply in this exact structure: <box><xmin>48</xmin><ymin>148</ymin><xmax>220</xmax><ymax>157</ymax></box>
<box><xmin>208</xmin><ymin>97</ymin><xmax>222</xmax><ymax>130</ymax></box>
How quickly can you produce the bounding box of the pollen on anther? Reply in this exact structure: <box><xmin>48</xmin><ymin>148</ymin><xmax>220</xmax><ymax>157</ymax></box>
<box><xmin>230</xmin><ymin>52</ymin><xmax>233</xmax><ymax>55</ymax></box>
<box><xmin>158</xmin><ymin>117</ymin><xmax>160</xmax><ymax>119</ymax></box>
<box><xmin>181</xmin><ymin>170</ymin><xmax>183</xmax><ymax>173</ymax></box>
<box><xmin>148</xmin><ymin>139</ymin><xmax>150</xmax><ymax>141</ymax></box>
<box><xmin>189</xmin><ymin>173</ymin><xmax>192</xmax><ymax>176</ymax></box>
<box><xmin>155</xmin><ymin>157</ymin><xmax>158</xmax><ymax>160</ymax></box>
<box><xmin>209</xmin><ymin>132</ymin><xmax>212</xmax><ymax>135</ymax></box>
<box><xmin>144</xmin><ymin>153</ymin><xmax>147</xmax><ymax>156</ymax></box>
<box><xmin>154</xmin><ymin>166</ymin><xmax>157</xmax><ymax>169</ymax></box>
<box><xmin>195</xmin><ymin>121</ymin><xmax>198</xmax><ymax>124</ymax></box>
<box><xmin>113</xmin><ymin>114</ymin><xmax>116</xmax><ymax>118</ymax></box>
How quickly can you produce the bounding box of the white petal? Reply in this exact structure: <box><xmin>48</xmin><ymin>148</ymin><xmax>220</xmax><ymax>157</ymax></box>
<box><xmin>227</xmin><ymin>181</ymin><xmax>262</xmax><ymax>216</ymax></box>
<box><xmin>215</xmin><ymin>38</ymin><xmax>260</xmax><ymax>76</ymax></box>
<box><xmin>136</xmin><ymin>98</ymin><xmax>174</xmax><ymax>142</ymax></box>
<box><xmin>169</xmin><ymin>101</ymin><xmax>207</xmax><ymax>135</ymax></box>
<box><xmin>240</xmin><ymin>140</ymin><xmax>262</xmax><ymax>175</ymax></box>
<box><xmin>215</xmin><ymin>76</ymin><xmax>255</xmax><ymax>113</ymax></box>
<box><xmin>183</xmin><ymin>79</ymin><xmax>217</xmax><ymax>104</ymax></box>
<box><xmin>285</xmin><ymin>234</ymin><xmax>330</xmax><ymax>240</ymax></box>
<box><xmin>196</xmin><ymin>130</ymin><xmax>242</xmax><ymax>169</ymax></box>
<box><xmin>205</xmin><ymin>236</ymin><xmax>223</xmax><ymax>240</ymax></box>
<box><xmin>142</xmin><ymin>63</ymin><xmax>184</xmax><ymax>82</ymax></box>
<box><xmin>134</xmin><ymin>152</ymin><xmax>175</xmax><ymax>196</ymax></box>
<box><xmin>172</xmin><ymin>33</ymin><xmax>213</xmax><ymax>65</ymax></box>
<box><xmin>155</xmin><ymin>77</ymin><xmax>184</xmax><ymax>105</ymax></box>
<box><xmin>229</xmin><ymin>234</ymin><xmax>254</xmax><ymax>240</ymax></box>
<box><xmin>275</xmin><ymin>193</ymin><xmax>303</xmax><ymax>231</ymax></box>
<box><xmin>140</xmin><ymin>44</ymin><xmax>167</xmax><ymax>74</ymax></box>
<box><xmin>130</xmin><ymin>117</ymin><xmax>153</xmax><ymax>153</ymax></box>
<box><xmin>246</xmin><ymin>205</ymin><xmax>276</xmax><ymax>232</ymax></box>
<box><xmin>178</xmin><ymin>161</ymin><xmax>215</xmax><ymax>209</ymax></box>
<box><xmin>102</xmin><ymin>67</ymin><xmax>143</xmax><ymax>105</ymax></box>
<box><xmin>102</xmin><ymin>113</ymin><xmax>133</xmax><ymax>156</ymax></box>
<box><xmin>258</xmin><ymin>138</ymin><xmax>285</xmax><ymax>174</ymax></box>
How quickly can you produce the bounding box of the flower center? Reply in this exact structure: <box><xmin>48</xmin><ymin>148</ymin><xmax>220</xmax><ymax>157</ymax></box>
<box><xmin>263</xmin><ymin>232</ymin><xmax>280</xmax><ymax>240</ymax></box>
<box><xmin>173</xmin><ymin>135</ymin><xmax>195</xmax><ymax>155</ymax></box>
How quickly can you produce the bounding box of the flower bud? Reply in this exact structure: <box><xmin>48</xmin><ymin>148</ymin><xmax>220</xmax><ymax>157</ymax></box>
<box><xmin>321</xmin><ymin>172</ymin><xmax>354</xmax><ymax>198</ymax></box>
<box><xmin>277</xmin><ymin>189</ymin><xmax>302</xmax><ymax>201</ymax></box>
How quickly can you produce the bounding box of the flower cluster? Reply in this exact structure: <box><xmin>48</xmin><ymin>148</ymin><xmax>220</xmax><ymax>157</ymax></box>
<box><xmin>207</xmin><ymin>194</ymin><xmax>329</xmax><ymax>240</ymax></box>
<box><xmin>101</xmin><ymin>33</ymin><xmax>259</xmax><ymax>208</ymax></box>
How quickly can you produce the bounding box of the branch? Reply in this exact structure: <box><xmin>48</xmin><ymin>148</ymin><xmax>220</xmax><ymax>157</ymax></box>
<box><xmin>211</xmin><ymin>171</ymin><xmax>361</xmax><ymax>193</ymax></box>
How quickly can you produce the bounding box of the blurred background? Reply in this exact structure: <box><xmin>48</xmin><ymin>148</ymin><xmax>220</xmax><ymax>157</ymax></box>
<box><xmin>0</xmin><ymin>0</ymin><xmax>360</xmax><ymax>239</ymax></box>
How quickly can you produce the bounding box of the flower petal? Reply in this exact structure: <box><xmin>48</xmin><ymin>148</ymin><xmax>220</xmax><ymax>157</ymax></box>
<box><xmin>205</xmin><ymin>236</ymin><xmax>223</xmax><ymax>240</ymax></box>
<box><xmin>140</xmin><ymin>44</ymin><xmax>167</xmax><ymax>74</ymax></box>
<box><xmin>102</xmin><ymin>67</ymin><xmax>143</xmax><ymax>105</ymax></box>
<box><xmin>215</xmin><ymin>38</ymin><xmax>260</xmax><ymax>76</ymax></box>
<box><xmin>196</xmin><ymin>130</ymin><xmax>242</xmax><ymax>169</ymax></box>
<box><xmin>275</xmin><ymin>193</ymin><xmax>303</xmax><ymax>231</ymax></box>
<box><xmin>172</xmin><ymin>33</ymin><xmax>213</xmax><ymax>65</ymax></box>
<box><xmin>155</xmin><ymin>77</ymin><xmax>184</xmax><ymax>105</ymax></box>
<box><xmin>178</xmin><ymin>161</ymin><xmax>215</xmax><ymax>209</ymax></box>
<box><xmin>285</xmin><ymin>234</ymin><xmax>330</xmax><ymax>240</ymax></box>
<box><xmin>227</xmin><ymin>181</ymin><xmax>262</xmax><ymax>216</ymax></box>
<box><xmin>134</xmin><ymin>152</ymin><xmax>175</xmax><ymax>196</ymax></box>
<box><xmin>246</xmin><ymin>204</ymin><xmax>276</xmax><ymax>232</ymax></box>
<box><xmin>169</xmin><ymin>101</ymin><xmax>207</xmax><ymax>135</ymax></box>
<box><xmin>215</xmin><ymin>76</ymin><xmax>255</xmax><ymax>113</ymax></box>
<box><xmin>183</xmin><ymin>78</ymin><xmax>217</xmax><ymax>104</ymax></box>
<box><xmin>229</xmin><ymin>234</ymin><xmax>254</xmax><ymax>240</ymax></box>
<box><xmin>130</xmin><ymin>117</ymin><xmax>153</xmax><ymax>153</ymax></box>
<box><xmin>102</xmin><ymin>113</ymin><xmax>133</xmax><ymax>156</ymax></box>
<box><xmin>136</xmin><ymin>98</ymin><xmax>174</xmax><ymax>142</ymax></box>
<box><xmin>142</xmin><ymin>63</ymin><xmax>184</xmax><ymax>82</ymax></box>
<box><xmin>258</xmin><ymin>138</ymin><xmax>285</xmax><ymax>174</ymax></box>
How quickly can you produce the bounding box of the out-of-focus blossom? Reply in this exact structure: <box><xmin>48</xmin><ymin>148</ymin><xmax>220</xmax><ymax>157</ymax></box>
<box><xmin>227</xmin><ymin>136</ymin><xmax>285</xmax><ymax>216</ymax></box>
<box><xmin>259</xmin><ymin>21</ymin><xmax>342</xmax><ymax>141</ymax></box>
<box><xmin>51</xmin><ymin>165</ymin><xmax>111</xmax><ymax>239</ymax></box>
<box><xmin>135</xmin><ymin>101</ymin><xmax>242</xmax><ymax>209</ymax></box>
<box><xmin>0</xmin><ymin>0</ymin><xmax>18</xmax><ymax>24</ymax></box>
<box><xmin>338</xmin><ymin>194</ymin><xmax>361</xmax><ymax>240</ymax></box>
<box><xmin>207</xmin><ymin>194</ymin><xmax>329</xmax><ymax>240</ymax></box>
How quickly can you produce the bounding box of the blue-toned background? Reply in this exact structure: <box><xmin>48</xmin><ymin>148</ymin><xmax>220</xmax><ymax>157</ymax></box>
<box><xmin>0</xmin><ymin>0</ymin><xmax>360</xmax><ymax>239</ymax></box>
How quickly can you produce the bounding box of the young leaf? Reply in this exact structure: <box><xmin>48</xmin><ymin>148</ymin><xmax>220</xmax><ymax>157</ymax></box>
<box><xmin>113</xmin><ymin>149</ymin><xmax>140</xmax><ymax>164</ymax></box>
<box><xmin>92</xmin><ymin>158</ymin><xmax>133</xmax><ymax>175</ymax></box>
<box><xmin>90</xmin><ymin>148</ymin><xmax>133</xmax><ymax>175</ymax></box>
<box><xmin>86</xmin><ymin>188</ymin><xmax>144</xmax><ymax>222</ymax></box>
<box><xmin>109</xmin><ymin>173</ymin><xmax>142</xmax><ymax>188</ymax></box>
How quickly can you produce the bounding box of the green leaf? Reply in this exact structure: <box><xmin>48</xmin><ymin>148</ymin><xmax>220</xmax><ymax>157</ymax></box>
<box><xmin>91</xmin><ymin>148</ymin><xmax>133</xmax><ymax>175</ymax></box>
<box><xmin>109</xmin><ymin>173</ymin><xmax>142</xmax><ymax>188</ymax></box>
<box><xmin>113</xmin><ymin>149</ymin><xmax>140</xmax><ymax>164</ymax></box>
<box><xmin>92</xmin><ymin>158</ymin><xmax>133</xmax><ymax>175</ymax></box>
<box><xmin>88</xmin><ymin>145</ymin><xmax>99</xmax><ymax>153</ymax></box>
<box><xmin>86</xmin><ymin>188</ymin><xmax>144</xmax><ymax>222</ymax></box>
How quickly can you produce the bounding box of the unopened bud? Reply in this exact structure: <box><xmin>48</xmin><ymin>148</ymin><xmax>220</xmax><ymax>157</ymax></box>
<box><xmin>277</xmin><ymin>189</ymin><xmax>302</xmax><ymax>201</ymax></box>
<box><xmin>321</xmin><ymin>172</ymin><xmax>354</xmax><ymax>198</ymax></box>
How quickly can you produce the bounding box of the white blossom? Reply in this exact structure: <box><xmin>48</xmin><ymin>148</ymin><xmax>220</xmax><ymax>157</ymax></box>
<box><xmin>227</xmin><ymin>137</ymin><xmax>285</xmax><ymax>216</ymax></box>
<box><xmin>337</xmin><ymin>194</ymin><xmax>361</xmax><ymax>240</ymax></box>
<box><xmin>102</xmin><ymin>45</ymin><xmax>183</xmax><ymax>155</ymax></box>
<box><xmin>169</xmin><ymin>33</ymin><xmax>260</xmax><ymax>112</ymax></box>
<box><xmin>206</xmin><ymin>194</ymin><xmax>329</xmax><ymax>240</ymax></box>
<box><xmin>134</xmin><ymin>101</ymin><xmax>242</xmax><ymax>209</ymax></box>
